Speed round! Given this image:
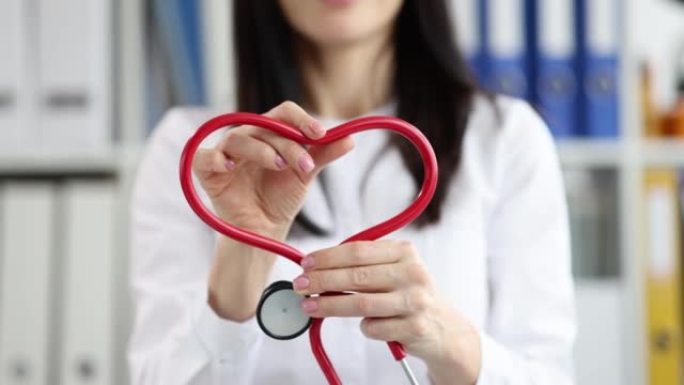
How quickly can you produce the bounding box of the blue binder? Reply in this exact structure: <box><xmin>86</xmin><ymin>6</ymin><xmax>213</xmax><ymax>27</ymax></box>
<box><xmin>179</xmin><ymin>0</ymin><xmax>206</xmax><ymax>103</ymax></box>
<box><xmin>534</xmin><ymin>0</ymin><xmax>579</xmax><ymax>138</ymax></box>
<box><xmin>474</xmin><ymin>0</ymin><xmax>490</xmax><ymax>87</ymax></box>
<box><xmin>482</xmin><ymin>0</ymin><xmax>531</xmax><ymax>100</ymax></box>
<box><xmin>151</xmin><ymin>0</ymin><xmax>206</xmax><ymax>106</ymax></box>
<box><xmin>450</xmin><ymin>0</ymin><xmax>486</xmax><ymax>84</ymax></box>
<box><xmin>577</xmin><ymin>0</ymin><xmax>620</xmax><ymax>138</ymax></box>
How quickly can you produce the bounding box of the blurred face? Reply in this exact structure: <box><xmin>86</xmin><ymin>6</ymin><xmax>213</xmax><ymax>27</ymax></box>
<box><xmin>278</xmin><ymin>0</ymin><xmax>404</xmax><ymax>47</ymax></box>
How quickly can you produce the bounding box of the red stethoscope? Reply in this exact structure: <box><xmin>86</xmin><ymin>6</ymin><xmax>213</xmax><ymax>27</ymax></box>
<box><xmin>179</xmin><ymin>113</ymin><xmax>438</xmax><ymax>385</ymax></box>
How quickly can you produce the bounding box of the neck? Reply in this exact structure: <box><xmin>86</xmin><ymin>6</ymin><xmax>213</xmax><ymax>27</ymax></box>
<box><xmin>297</xmin><ymin>32</ymin><xmax>395</xmax><ymax>119</ymax></box>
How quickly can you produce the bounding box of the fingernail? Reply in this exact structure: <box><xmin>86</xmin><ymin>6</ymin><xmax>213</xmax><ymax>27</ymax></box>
<box><xmin>308</xmin><ymin>121</ymin><xmax>325</xmax><ymax>136</ymax></box>
<box><xmin>224</xmin><ymin>159</ymin><xmax>236</xmax><ymax>170</ymax></box>
<box><xmin>275</xmin><ymin>155</ymin><xmax>287</xmax><ymax>169</ymax></box>
<box><xmin>302</xmin><ymin>298</ymin><xmax>318</xmax><ymax>313</ymax></box>
<box><xmin>293</xmin><ymin>275</ymin><xmax>310</xmax><ymax>291</ymax></box>
<box><xmin>297</xmin><ymin>154</ymin><xmax>315</xmax><ymax>174</ymax></box>
<box><xmin>301</xmin><ymin>256</ymin><xmax>315</xmax><ymax>269</ymax></box>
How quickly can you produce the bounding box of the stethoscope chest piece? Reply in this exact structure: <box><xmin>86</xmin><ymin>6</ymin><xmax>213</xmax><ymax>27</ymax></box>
<box><xmin>257</xmin><ymin>280</ymin><xmax>312</xmax><ymax>340</ymax></box>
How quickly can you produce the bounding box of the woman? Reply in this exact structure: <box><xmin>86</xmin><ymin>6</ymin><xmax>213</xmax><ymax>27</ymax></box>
<box><xmin>128</xmin><ymin>0</ymin><xmax>576</xmax><ymax>384</ymax></box>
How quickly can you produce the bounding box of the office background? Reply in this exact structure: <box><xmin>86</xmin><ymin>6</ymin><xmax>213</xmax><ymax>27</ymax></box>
<box><xmin>0</xmin><ymin>0</ymin><xmax>683</xmax><ymax>384</ymax></box>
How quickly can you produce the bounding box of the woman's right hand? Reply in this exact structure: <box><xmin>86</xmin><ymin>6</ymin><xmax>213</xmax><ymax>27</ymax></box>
<box><xmin>192</xmin><ymin>101</ymin><xmax>354</xmax><ymax>238</ymax></box>
<box><xmin>192</xmin><ymin>101</ymin><xmax>354</xmax><ymax>322</ymax></box>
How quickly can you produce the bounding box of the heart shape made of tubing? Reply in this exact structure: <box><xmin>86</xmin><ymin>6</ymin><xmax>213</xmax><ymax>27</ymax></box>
<box><xmin>179</xmin><ymin>112</ymin><xmax>438</xmax><ymax>385</ymax></box>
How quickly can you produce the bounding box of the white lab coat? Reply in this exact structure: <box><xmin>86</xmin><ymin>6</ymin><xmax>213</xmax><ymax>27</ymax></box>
<box><xmin>128</xmin><ymin>95</ymin><xmax>576</xmax><ymax>384</ymax></box>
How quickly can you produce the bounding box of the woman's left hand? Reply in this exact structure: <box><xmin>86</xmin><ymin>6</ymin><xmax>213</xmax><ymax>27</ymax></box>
<box><xmin>293</xmin><ymin>239</ymin><xmax>481</xmax><ymax>385</ymax></box>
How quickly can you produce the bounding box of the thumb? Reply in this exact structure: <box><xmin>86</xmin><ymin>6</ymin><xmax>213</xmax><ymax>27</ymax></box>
<box><xmin>192</xmin><ymin>148</ymin><xmax>238</xmax><ymax>198</ymax></box>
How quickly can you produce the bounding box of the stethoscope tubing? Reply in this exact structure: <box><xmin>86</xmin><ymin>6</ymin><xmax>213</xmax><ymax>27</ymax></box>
<box><xmin>179</xmin><ymin>112</ymin><xmax>438</xmax><ymax>385</ymax></box>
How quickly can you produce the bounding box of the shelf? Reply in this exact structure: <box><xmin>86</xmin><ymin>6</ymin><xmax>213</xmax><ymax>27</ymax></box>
<box><xmin>642</xmin><ymin>139</ymin><xmax>684</xmax><ymax>167</ymax></box>
<box><xmin>574</xmin><ymin>277</ymin><xmax>623</xmax><ymax>287</ymax></box>
<box><xmin>556</xmin><ymin>140</ymin><xmax>624</xmax><ymax>168</ymax></box>
<box><xmin>0</xmin><ymin>146</ymin><xmax>143</xmax><ymax>176</ymax></box>
<box><xmin>0</xmin><ymin>139</ymin><xmax>679</xmax><ymax>175</ymax></box>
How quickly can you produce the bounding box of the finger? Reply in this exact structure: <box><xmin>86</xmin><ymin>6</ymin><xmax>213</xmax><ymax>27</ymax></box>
<box><xmin>307</xmin><ymin>136</ymin><xmax>354</xmax><ymax>168</ymax></box>
<box><xmin>283</xmin><ymin>136</ymin><xmax>354</xmax><ymax>185</ymax></box>
<box><xmin>265</xmin><ymin>100</ymin><xmax>325</xmax><ymax>139</ymax></box>
<box><xmin>221</xmin><ymin>132</ymin><xmax>285</xmax><ymax>170</ymax></box>
<box><xmin>293</xmin><ymin>263</ymin><xmax>410</xmax><ymax>295</ymax></box>
<box><xmin>360</xmin><ymin>315</ymin><xmax>430</xmax><ymax>343</ymax></box>
<box><xmin>301</xmin><ymin>240</ymin><xmax>413</xmax><ymax>271</ymax></box>
<box><xmin>301</xmin><ymin>291</ymin><xmax>420</xmax><ymax>318</ymax></box>
<box><xmin>251</xmin><ymin>130</ymin><xmax>316</xmax><ymax>177</ymax></box>
<box><xmin>192</xmin><ymin>148</ymin><xmax>236</xmax><ymax>176</ymax></box>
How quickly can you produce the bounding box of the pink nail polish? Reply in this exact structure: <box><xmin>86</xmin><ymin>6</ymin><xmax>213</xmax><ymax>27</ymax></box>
<box><xmin>224</xmin><ymin>159</ymin><xmax>236</xmax><ymax>170</ymax></box>
<box><xmin>298</xmin><ymin>154</ymin><xmax>315</xmax><ymax>174</ymax></box>
<box><xmin>275</xmin><ymin>155</ymin><xmax>287</xmax><ymax>169</ymax></box>
<box><xmin>301</xmin><ymin>256</ymin><xmax>315</xmax><ymax>269</ymax></box>
<box><xmin>309</xmin><ymin>121</ymin><xmax>325</xmax><ymax>136</ymax></box>
<box><xmin>302</xmin><ymin>298</ymin><xmax>318</xmax><ymax>313</ymax></box>
<box><xmin>293</xmin><ymin>275</ymin><xmax>310</xmax><ymax>290</ymax></box>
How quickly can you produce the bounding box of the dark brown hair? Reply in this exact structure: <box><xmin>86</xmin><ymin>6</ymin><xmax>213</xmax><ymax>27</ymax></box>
<box><xmin>234</xmin><ymin>0</ymin><xmax>477</xmax><ymax>229</ymax></box>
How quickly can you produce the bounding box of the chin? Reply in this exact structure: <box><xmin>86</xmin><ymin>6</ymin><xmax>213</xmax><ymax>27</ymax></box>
<box><xmin>279</xmin><ymin>0</ymin><xmax>403</xmax><ymax>48</ymax></box>
<box><xmin>306</xmin><ymin>20</ymin><xmax>376</xmax><ymax>47</ymax></box>
<box><xmin>319</xmin><ymin>0</ymin><xmax>360</xmax><ymax>7</ymax></box>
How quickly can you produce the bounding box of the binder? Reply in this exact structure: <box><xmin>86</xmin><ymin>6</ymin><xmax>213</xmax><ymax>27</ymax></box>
<box><xmin>680</xmin><ymin>171</ymin><xmax>684</xmax><ymax>222</ymax></box>
<box><xmin>201</xmin><ymin>0</ymin><xmax>234</xmax><ymax>108</ymax></box>
<box><xmin>563</xmin><ymin>170</ymin><xmax>602</xmax><ymax>276</ymax></box>
<box><xmin>0</xmin><ymin>0</ymin><xmax>33</xmax><ymax>152</ymax></box>
<box><xmin>535</xmin><ymin>0</ymin><xmax>579</xmax><ymax>138</ymax></box>
<box><xmin>36</xmin><ymin>0</ymin><xmax>112</xmax><ymax>151</ymax></box>
<box><xmin>147</xmin><ymin>0</ymin><xmax>206</xmax><ymax>131</ymax></box>
<box><xmin>574</xmin><ymin>281</ymin><xmax>623</xmax><ymax>385</ymax></box>
<box><xmin>60</xmin><ymin>182</ymin><xmax>116</xmax><ymax>385</ymax></box>
<box><xmin>178</xmin><ymin>0</ymin><xmax>205</xmax><ymax>101</ymax></box>
<box><xmin>563</xmin><ymin>169</ymin><xmax>619</xmax><ymax>277</ymax></box>
<box><xmin>0</xmin><ymin>183</ymin><xmax>57</xmax><ymax>385</ymax></box>
<box><xmin>450</xmin><ymin>0</ymin><xmax>484</xmax><ymax>83</ymax></box>
<box><xmin>578</xmin><ymin>0</ymin><xmax>620</xmax><ymax>137</ymax></box>
<box><xmin>150</xmin><ymin>0</ymin><xmax>206</xmax><ymax>105</ymax></box>
<box><xmin>484</xmin><ymin>0</ymin><xmax>530</xmax><ymax>99</ymax></box>
<box><xmin>641</xmin><ymin>63</ymin><xmax>662</xmax><ymax>138</ymax></box>
<box><xmin>644</xmin><ymin>169</ymin><xmax>684</xmax><ymax>384</ymax></box>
